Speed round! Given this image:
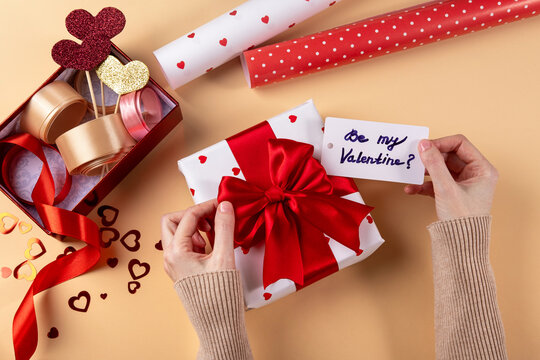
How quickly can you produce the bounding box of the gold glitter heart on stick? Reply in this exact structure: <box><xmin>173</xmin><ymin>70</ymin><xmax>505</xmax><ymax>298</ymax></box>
<box><xmin>96</xmin><ymin>55</ymin><xmax>149</xmax><ymax>114</ymax></box>
<box><xmin>96</xmin><ymin>55</ymin><xmax>149</xmax><ymax>95</ymax></box>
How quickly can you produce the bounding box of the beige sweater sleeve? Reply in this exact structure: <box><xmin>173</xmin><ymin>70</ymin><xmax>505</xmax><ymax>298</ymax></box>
<box><xmin>428</xmin><ymin>215</ymin><xmax>508</xmax><ymax>360</ymax></box>
<box><xmin>174</xmin><ymin>270</ymin><xmax>253</xmax><ymax>360</ymax></box>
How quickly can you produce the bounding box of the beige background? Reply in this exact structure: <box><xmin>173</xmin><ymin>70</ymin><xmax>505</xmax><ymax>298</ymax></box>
<box><xmin>1</xmin><ymin>0</ymin><xmax>539</xmax><ymax>359</ymax></box>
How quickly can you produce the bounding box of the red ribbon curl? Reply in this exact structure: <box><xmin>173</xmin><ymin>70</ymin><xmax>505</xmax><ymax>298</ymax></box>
<box><xmin>218</xmin><ymin>138</ymin><xmax>373</xmax><ymax>289</ymax></box>
<box><xmin>0</xmin><ymin>133</ymin><xmax>100</xmax><ymax>360</ymax></box>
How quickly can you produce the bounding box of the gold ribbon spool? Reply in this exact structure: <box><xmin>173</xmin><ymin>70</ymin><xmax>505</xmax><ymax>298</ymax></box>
<box><xmin>20</xmin><ymin>81</ymin><xmax>87</xmax><ymax>144</ymax></box>
<box><xmin>55</xmin><ymin>113</ymin><xmax>136</xmax><ymax>176</ymax></box>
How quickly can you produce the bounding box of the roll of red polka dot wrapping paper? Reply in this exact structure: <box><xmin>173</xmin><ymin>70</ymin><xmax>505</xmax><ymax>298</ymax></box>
<box><xmin>241</xmin><ymin>0</ymin><xmax>540</xmax><ymax>87</ymax></box>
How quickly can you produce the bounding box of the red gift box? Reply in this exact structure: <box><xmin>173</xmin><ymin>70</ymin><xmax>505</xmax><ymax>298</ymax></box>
<box><xmin>0</xmin><ymin>44</ymin><xmax>182</xmax><ymax>232</ymax></box>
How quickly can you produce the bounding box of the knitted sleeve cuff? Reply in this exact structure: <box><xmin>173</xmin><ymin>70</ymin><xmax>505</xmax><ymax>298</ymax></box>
<box><xmin>174</xmin><ymin>270</ymin><xmax>253</xmax><ymax>360</ymax></box>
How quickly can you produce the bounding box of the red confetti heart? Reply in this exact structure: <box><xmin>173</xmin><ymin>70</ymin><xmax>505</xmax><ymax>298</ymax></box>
<box><xmin>206</xmin><ymin>67</ymin><xmax>213</xmax><ymax>72</ymax></box>
<box><xmin>261</xmin><ymin>15</ymin><xmax>269</xmax><ymax>24</ymax></box>
<box><xmin>190</xmin><ymin>188</ymin><xmax>195</xmax><ymax>196</ymax></box>
<box><xmin>229</xmin><ymin>10</ymin><xmax>237</xmax><ymax>16</ymax></box>
<box><xmin>100</xmin><ymin>293</ymin><xmax>107</xmax><ymax>300</ymax></box>
<box><xmin>66</xmin><ymin>7</ymin><xmax>125</xmax><ymax>40</ymax></box>
<box><xmin>1</xmin><ymin>267</ymin><xmax>12</xmax><ymax>278</ymax></box>
<box><xmin>232</xmin><ymin>167</ymin><xmax>240</xmax><ymax>176</ymax></box>
<box><xmin>289</xmin><ymin>23</ymin><xmax>296</xmax><ymax>28</ymax></box>
<box><xmin>97</xmin><ymin>205</ymin><xmax>119</xmax><ymax>227</ymax></box>
<box><xmin>68</xmin><ymin>291</ymin><xmax>91</xmax><ymax>312</ymax></box>
<box><xmin>187</xmin><ymin>32</ymin><xmax>195</xmax><ymax>38</ymax></box>
<box><xmin>177</xmin><ymin>61</ymin><xmax>185</xmax><ymax>69</ymax></box>
<box><xmin>52</xmin><ymin>34</ymin><xmax>111</xmax><ymax>71</ymax></box>
<box><xmin>263</xmin><ymin>292</ymin><xmax>272</xmax><ymax>300</ymax></box>
<box><xmin>219</xmin><ymin>38</ymin><xmax>228</xmax><ymax>47</ymax></box>
<box><xmin>120</xmin><ymin>230</ymin><xmax>141</xmax><ymax>252</ymax></box>
<box><xmin>128</xmin><ymin>259</ymin><xmax>150</xmax><ymax>280</ymax></box>
<box><xmin>198</xmin><ymin>155</ymin><xmax>207</xmax><ymax>164</ymax></box>
<box><xmin>56</xmin><ymin>246</ymin><xmax>76</xmax><ymax>260</ymax></box>
<box><xmin>289</xmin><ymin>115</ymin><xmax>297</xmax><ymax>123</ymax></box>
<box><xmin>128</xmin><ymin>281</ymin><xmax>141</xmax><ymax>294</ymax></box>
<box><xmin>155</xmin><ymin>240</ymin><xmax>163</xmax><ymax>251</ymax></box>
<box><xmin>47</xmin><ymin>327</ymin><xmax>59</xmax><ymax>339</ymax></box>
<box><xmin>106</xmin><ymin>257</ymin><xmax>118</xmax><ymax>268</ymax></box>
<box><xmin>366</xmin><ymin>215</ymin><xmax>373</xmax><ymax>224</ymax></box>
<box><xmin>329</xmin><ymin>1</ymin><xmax>336</xmax><ymax>5</ymax></box>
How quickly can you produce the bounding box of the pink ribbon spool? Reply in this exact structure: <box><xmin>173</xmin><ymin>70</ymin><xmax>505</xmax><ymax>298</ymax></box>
<box><xmin>119</xmin><ymin>87</ymin><xmax>162</xmax><ymax>141</ymax></box>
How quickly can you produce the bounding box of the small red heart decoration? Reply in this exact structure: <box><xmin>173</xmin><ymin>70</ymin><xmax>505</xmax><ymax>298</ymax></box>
<box><xmin>155</xmin><ymin>240</ymin><xmax>163</xmax><ymax>251</ymax></box>
<box><xmin>177</xmin><ymin>61</ymin><xmax>185</xmax><ymax>69</ymax></box>
<box><xmin>52</xmin><ymin>34</ymin><xmax>111</xmax><ymax>71</ymax></box>
<box><xmin>261</xmin><ymin>15</ymin><xmax>269</xmax><ymax>24</ymax></box>
<box><xmin>289</xmin><ymin>115</ymin><xmax>297</xmax><ymax>123</ymax></box>
<box><xmin>100</xmin><ymin>293</ymin><xmax>108</xmax><ymax>300</ymax></box>
<box><xmin>219</xmin><ymin>38</ymin><xmax>228</xmax><ymax>47</ymax></box>
<box><xmin>289</xmin><ymin>23</ymin><xmax>296</xmax><ymax>28</ymax></box>
<box><xmin>321</xmin><ymin>127</ymin><xmax>325</xmax><ymax>132</ymax></box>
<box><xmin>47</xmin><ymin>327</ymin><xmax>59</xmax><ymax>339</ymax></box>
<box><xmin>190</xmin><ymin>188</ymin><xmax>195</xmax><ymax>196</ymax></box>
<box><xmin>128</xmin><ymin>259</ymin><xmax>151</xmax><ymax>280</ymax></box>
<box><xmin>1</xmin><ymin>267</ymin><xmax>12</xmax><ymax>278</ymax></box>
<box><xmin>247</xmin><ymin>45</ymin><xmax>255</xmax><ymax>50</ymax></box>
<box><xmin>128</xmin><ymin>281</ymin><xmax>141</xmax><ymax>294</ymax></box>
<box><xmin>68</xmin><ymin>291</ymin><xmax>91</xmax><ymax>313</ymax></box>
<box><xmin>206</xmin><ymin>67</ymin><xmax>213</xmax><ymax>73</ymax></box>
<box><xmin>198</xmin><ymin>155</ymin><xmax>207</xmax><ymax>164</ymax></box>
<box><xmin>229</xmin><ymin>10</ymin><xmax>237</xmax><ymax>16</ymax></box>
<box><xmin>187</xmin><ymin>32</ymin><xmax>195</xmax><ymax>38</ymax></box>
<box><xmin>329</xmin><ymin>1</ymin><xmax>336</xmax><ymax>5</ymax></box>
<box><xmin>263</xmin><ymin>292</ymin><xmax>272</xmax><ymax>300</ymax></box>
<box><xmin>120</xmin><ymin>230</ymin><xmax>141</xmax><ymax>252</ymax></box>
<box><xmin>106</xmin><ymin>257</ymin><xmax>118</xmax><ymax>268</ymax></box>
<box><xmin>366</xmin><ymin>215</ymin><xmax>373</xmax><ymax>224</ymax></box>
<box><xmin>232</xmin><ymin>167</ymin><xmax>241</xmax><ymax>176</ymax></box>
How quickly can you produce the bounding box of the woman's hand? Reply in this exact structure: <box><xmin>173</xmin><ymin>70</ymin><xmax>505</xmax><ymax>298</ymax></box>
<box><xmin>161</xmin><ymin>200</ymin><xmax>236</xmax><ymax>282</ymax></box>
<box><xmin>404</xmin><ymin>134</ymin><xmax>498</xmax><ymax>221</ymax></box>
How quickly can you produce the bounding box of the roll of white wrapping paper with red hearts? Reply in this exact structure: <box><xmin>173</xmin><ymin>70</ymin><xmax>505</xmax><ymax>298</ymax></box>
<box><xmin>153</xmin><ymin>0</ymin><xmax>343</xmax><ymax>88</ymax></box>
<box><xmin>241</xmin><ymin>0</ymin><xmax>540</xmax><ymax>87</ymax></box>
<box><xmin>177</xmin><ymin>100</ymin><xmax>384</xmax><ymax>309</ymax></box>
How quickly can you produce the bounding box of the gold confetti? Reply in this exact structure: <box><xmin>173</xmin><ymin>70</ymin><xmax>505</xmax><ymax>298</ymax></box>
<box><xmin>96</xmin><ymin>55</ymin><xmax>149</xmax><ymax>95</ymax></box>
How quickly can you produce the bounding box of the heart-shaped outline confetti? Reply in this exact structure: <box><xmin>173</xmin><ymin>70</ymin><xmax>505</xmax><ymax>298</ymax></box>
<box><xmin>0</xmin><ymin>212</ymin><xmax>18</xmax><ymax>234</ymax></box>
<box><xmin>96</xmin><ymin>55</ymin><xmax>150</xmax><ymax>95</ymax></box>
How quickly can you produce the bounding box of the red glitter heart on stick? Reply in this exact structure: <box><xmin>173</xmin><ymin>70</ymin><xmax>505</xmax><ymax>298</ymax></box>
<box><xmin>66</xmin><ymin>7</ymin><xmax>126</xmax><ymax>40</ymax></box>
<box><xmin>52</xmin><ymin>34</ymin><xmax>111</xmax><ymax>71</ymax></box>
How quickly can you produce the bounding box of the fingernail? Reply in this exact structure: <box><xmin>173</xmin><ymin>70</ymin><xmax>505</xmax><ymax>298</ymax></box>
<box><xmin>219</xmin><ymin>201</ymin><xmax>233</xmax><ymax>213</ymax></box>
<box><xmin>419</xmin><ymin>140</ymin><xmax>432</xmax><ymax>152</ymax></box>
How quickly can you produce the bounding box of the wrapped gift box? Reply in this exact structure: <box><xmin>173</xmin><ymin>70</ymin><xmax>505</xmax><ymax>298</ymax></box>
<box><xmin>178</xmin><ymin>100</ymin><xmax>384</xmax><ymax>308</ymax></box>
<box><xmin>0</xmin><ymin>44</ymin><xmax>183</xmax><ymax>232</ymax></box>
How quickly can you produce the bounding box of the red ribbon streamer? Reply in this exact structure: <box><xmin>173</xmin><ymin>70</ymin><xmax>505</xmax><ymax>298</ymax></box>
<box><xmin>0</xmin><ymin>133</ymin><xmax>100</xmax><ymax>360</ymax></box>
<box><xmin>218</xmin><ymin>136</ymin><xmax>373</xmax><ymax>289</ymax></box>
<box><xmin>242</xmin><ymin>0</ymin><xmax>540</xmax><ymax>87</ymax></box>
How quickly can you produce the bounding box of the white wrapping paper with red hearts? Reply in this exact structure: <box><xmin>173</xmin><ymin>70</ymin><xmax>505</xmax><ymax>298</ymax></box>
<box><xmin>241</xmin><ymin>0</ymin><xmax>540</xmax><ymax>87</ymax></box>
<box><xmin>153</xmin><ymin>0</ymin><xmax>343</xmax><ymax>89</ymax></box>
<box><xmin>177</xmin><ymin>100</ymin><xmax>384</xmax><ymax>309</ymax></box>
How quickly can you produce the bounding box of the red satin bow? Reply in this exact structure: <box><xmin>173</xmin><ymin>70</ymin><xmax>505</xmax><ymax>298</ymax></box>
<box><xmin>0</xmin><ymin>133</ymin><xmax>100</xmax><ymax>360</ymax></box>
<box><xmin>218</xmin><ymin>139</ymin><xmax>373</xmax><ymax>289</ymax></box>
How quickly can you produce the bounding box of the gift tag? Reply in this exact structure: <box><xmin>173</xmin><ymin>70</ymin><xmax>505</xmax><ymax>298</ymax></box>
<box><xmin>321</xmin><ymin>117</ymin><xmax>429</xmax><ymax>185</ymax></box>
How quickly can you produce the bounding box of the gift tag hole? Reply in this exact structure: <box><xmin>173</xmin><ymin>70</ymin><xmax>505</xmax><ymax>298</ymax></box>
<box><xmin>327</xmin><ymin>142</ymin><xmax>333</xmax><ymax>149</ymax></box>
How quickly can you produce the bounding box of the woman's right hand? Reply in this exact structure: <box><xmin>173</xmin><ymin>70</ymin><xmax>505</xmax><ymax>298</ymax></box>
<box><xmin>404</xmin><ymin>134</ymin><xmax>499</xmax><ymax>221</ymax></box>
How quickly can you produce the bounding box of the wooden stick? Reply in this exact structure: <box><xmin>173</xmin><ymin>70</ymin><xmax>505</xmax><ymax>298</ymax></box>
<box><xmin>85</xmin><ymin>71</ymin><xmax>99</xmax><ymax>119</ymax></box>
<box><xmin>100</xmin><ymin>80</ymin><xmax>106</xmax><ymax>116</ymax></box>
<box><xmin>114</xmin><ymin>94</ymin><xmax>121</xmax><ymax>114</ymax></box>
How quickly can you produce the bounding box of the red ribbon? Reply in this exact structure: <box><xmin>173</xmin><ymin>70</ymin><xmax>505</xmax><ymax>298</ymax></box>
<box><xmin>0</xmin><ymin>133</ymin><xmax>100</xmax><ymax>360</ymax></box>
<box><xmin>218</xmin><ymin>136</ymin><xmax>373</xmax><ymax>289</ymax></box>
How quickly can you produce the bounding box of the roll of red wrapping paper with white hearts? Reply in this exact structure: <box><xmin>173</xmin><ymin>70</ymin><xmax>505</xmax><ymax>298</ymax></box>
<box><xmin>241</xmin><ymin>0</ymin><xmax>540</xmax><ymax>87</ymax></box>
